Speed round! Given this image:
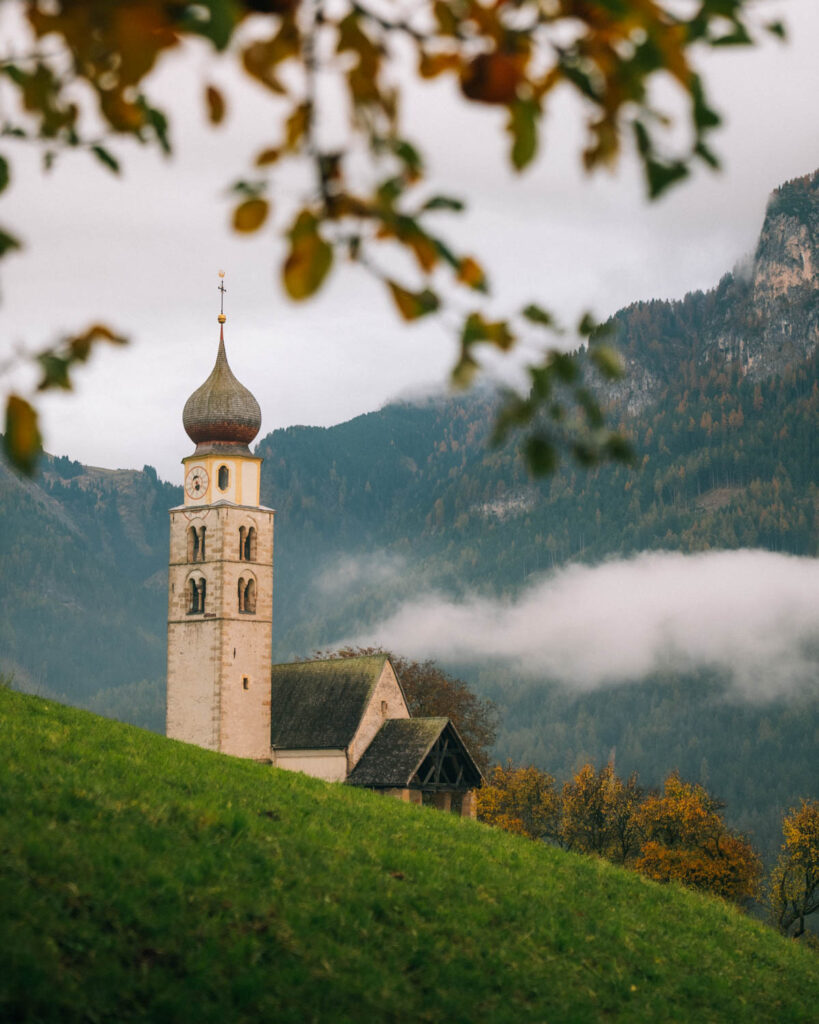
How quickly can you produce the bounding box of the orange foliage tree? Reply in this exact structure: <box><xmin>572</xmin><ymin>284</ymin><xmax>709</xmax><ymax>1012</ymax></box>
<box><xmin>634</xmin><ymin>772</ymin><xmax>761</xmax><ymax>904</ymax></box>
<box><xmin>476</xmin><ymin>762</ymin><xmax>560</xmax><ymax>842</ymax></box>
<box><xmin>560</xmin><ymin>763</ymin><xmax>643</xmax><ymax>865</ymax></box>
<box><xmin>769</xmin><ymin>799</ymin><xmax>819</xmax><ymax>939</ymax></box>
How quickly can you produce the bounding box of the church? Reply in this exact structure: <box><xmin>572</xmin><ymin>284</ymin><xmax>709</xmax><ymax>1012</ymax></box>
<box><xmin>165</xmin><ymin>295</ymin><xmax>482</xmax><ymax>816</ymax></box>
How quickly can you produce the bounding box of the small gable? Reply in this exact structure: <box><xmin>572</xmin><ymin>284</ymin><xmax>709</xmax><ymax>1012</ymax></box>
<box><xmin>348</xmin><ymin>719</ymin><xmax>482</xmax><ymax>791</ymax></box>
<box><xmin>270</xmin><ymin>655</ymin><xmax>399</xmax><ymax>750</ymax></box>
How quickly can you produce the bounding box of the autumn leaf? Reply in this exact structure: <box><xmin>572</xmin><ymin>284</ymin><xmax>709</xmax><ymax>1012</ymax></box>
<box><xmin>4</xmin><ymin>395</ymin><xmax>42</xmax><ymax>475</ymax></box>
<box><xmin>508</xmin><ymin>99</ymin><xmax>538</xmax><ymax>170</ymax></box>
<box><xmin>233</xmin><ymin>198</ymin><xmax>270</xmax><ymax>233</ymax></box>
<box><xmin>456</xmin><ymin>257</ymin><xmax>487</xmax><ymax>292</ymax></box>
<box><xmin>283</xmin><ymin>211</ymin><xmax>333</xmax><ymax>300</ymax></box>
<box><xmin>205</xmin><ymin>84</ymin><xmax>225</xmax><ymax>124</ymax></box>
<box><xmin>254</xmin><ymin>147</ymin><xmax>280</xmax><ymax>167</ymax></box>
<box><xmin>461</xmin><ymin>52</ymin><xmax>526</xmax><ymax>105</ymax></box>
<box><xmin>387</xmin><ymin>281</ymin><xmax>440</xmax><ymax>321</ymax></box>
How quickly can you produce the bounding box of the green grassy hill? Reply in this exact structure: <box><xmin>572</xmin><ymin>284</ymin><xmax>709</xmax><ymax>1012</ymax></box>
<box><xmin>1</xmin><ymin>689</ymin><xmax>816</xmax><ymax>1023</ymax></box>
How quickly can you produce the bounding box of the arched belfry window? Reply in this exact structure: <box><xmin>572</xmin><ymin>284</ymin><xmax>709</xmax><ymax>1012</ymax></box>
<box><xmin>239</xmin><ymin>525</ymin><xmax>257</xmax><ymax>562</ymax></box>
<box><xmin>238</xmin><ymin>575</ymin><xmax>257</xmax><ymax>614</ymax></box>
<box><xmin>188</xmin><ymin>575</ymin><xmax>206</xmax><ymax>615</ymax></box>
<box><xmin>187</xmin><ymin>525</ymin><xmax>206</xmax><ymax>563</ymax></box>
<box><xmin>218</xmin><ymin>465</ymin><xmax>229</xmax><ymax>491</ymax></box>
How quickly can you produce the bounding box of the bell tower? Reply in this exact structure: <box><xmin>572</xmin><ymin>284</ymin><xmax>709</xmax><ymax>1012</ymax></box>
<box><xmin>166</xmin><ymin>274</ymin><xmax>274</xmax><ymax>759</ymax></box>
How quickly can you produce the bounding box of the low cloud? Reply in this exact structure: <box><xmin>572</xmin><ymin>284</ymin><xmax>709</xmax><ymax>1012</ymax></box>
<box><xmin>314</xmin><ymin>552</ymin><xmax>408</xmax><ymax>597</ymax></box>
<box><xmin>350</xmin><ymin>550</ymin><xmax>819</xmax><ymax>699</ymax></box>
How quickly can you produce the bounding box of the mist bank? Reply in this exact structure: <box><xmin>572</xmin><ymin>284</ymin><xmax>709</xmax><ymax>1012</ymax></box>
<box><xmin>345</xmin><ymin>550</ymin><xmax>819</xmax><ymax>699</ymax></box>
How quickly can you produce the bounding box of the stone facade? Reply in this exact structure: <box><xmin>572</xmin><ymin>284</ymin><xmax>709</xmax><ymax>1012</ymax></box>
<box><xmin>347</xmin><ymin>660</ymin><xmax>409</xmax><ymax>772</ymax></box>
<box><xmin>166</xmin><ymin>500</ymin><xmax>274</xmax><ymax>760</ymax></box>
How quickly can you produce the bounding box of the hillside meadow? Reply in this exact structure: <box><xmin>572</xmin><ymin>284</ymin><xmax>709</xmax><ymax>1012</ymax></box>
<box><xmin>1</xmin><ymin>687</ymin><xmax>816</xmax><ymax>1023</ymax></box>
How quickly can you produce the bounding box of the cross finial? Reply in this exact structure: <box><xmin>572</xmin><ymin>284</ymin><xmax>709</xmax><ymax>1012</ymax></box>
<box><xmin>217</xmin><ymin>270</ymin><xmax>227</xmax><ymax>324</ymax></box>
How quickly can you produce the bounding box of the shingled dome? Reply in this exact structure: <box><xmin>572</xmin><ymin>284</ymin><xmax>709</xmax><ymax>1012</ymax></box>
<box><xmin>183</xmin><ymin>331</ymin><xmax>261</xmax><ymax>453</ymax></box>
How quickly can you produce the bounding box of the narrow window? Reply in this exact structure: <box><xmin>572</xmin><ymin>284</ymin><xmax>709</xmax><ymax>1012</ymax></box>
<box><xmin>188</xmin><ymin>525</ymin><xmax>199</xmax><ymax>563</ymax></box>
<box><xmin>199</xmin><ymin>578</ymin><xmax>206</xmax><ymax>614</ymax></box>
<box><xmin>218</xmin><ymin>465</ymin><xmax>229</xmax><ymax>490</ymax></box>
<box><xmin>188</xmin><ymin>578</ymin><xmax>197</xmax><ymax>614</ymax></box>
<box><xmin>239</xmin><ymin>526</ymin><xmax>246</xmax><ymax>561</ymax></box>
<box><xmin>199</xmin><ymin>526</ymin><xmax>206</xmax><ymax>561</ymax></box>
<box><xmin>238</xmin><ymin>577</ymin><xmax>245</xmax><ymax>613</ymax></box>
<box><xmin>242</xmin><ymin>676</ymin><xmax>249</xmax><ymax>691</ymax></box>
<box><xmin>245</xmin><ymin>578</ymin><xmax>256</xmax><ymax>614</ymax></box>
<box><xmin>381</xmin><ymin>700</ymin><xmax>388</xmax><ymax>716</ymax></box>
<box><xmin>246</xmin><ymin>526</ymin><xmax>256</xmax><ymax>561</ymax></box>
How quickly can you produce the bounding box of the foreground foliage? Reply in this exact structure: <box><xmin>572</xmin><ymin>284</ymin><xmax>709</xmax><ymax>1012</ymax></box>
<box><xmin>1</xmin><ymin>687</ymin><xmax>817</xmax><ymax>1023</ymax></box>
<box><xmin>1</xmin><ymin>0</ymin><xmax>780</xmax><ymax>472</ymax></box>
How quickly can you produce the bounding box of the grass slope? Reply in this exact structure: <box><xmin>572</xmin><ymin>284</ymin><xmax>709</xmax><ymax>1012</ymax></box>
<box><xmin>1</xmin><ymin>689</ymin><xmax>816</xmax><ymax>1023</ymax></box>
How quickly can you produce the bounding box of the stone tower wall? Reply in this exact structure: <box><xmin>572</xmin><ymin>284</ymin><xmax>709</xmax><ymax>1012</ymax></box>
<box><xmin>167</xmin><ymin>502</ymin><xmax>274</xmax><ymax>759</ymax></box>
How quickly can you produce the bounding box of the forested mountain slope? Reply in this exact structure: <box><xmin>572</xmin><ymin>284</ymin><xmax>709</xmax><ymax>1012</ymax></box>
<box><xmin>0</xmin><ymin>172</ymin><xmax>816</xmax><ymax>859</ymax></box>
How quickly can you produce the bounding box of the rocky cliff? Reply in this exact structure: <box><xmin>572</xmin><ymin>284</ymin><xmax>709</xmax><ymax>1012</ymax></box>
<box><xmin>605</xmin><ymin>169</ymin><xmax>818</xmax><ymax>410</ymax></box>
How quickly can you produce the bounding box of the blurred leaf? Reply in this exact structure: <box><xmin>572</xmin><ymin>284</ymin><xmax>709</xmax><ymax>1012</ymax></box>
<box><xmin>523</xmin><ymin>304</ymin><xmax>555</xmax><ymax>328</ymax></box>
<box><xmin>549</xmin><ymin>351</ymin><xmax>579</xmax><ymax>383</ymax></box>
<box><xmin>574</xmin><ymin>387</ymin><xmax>604</xmax><ymax>429</ymax></box>
<box><xmin>457</xmin><ymin>257</ymin><xmax>487</xmax><ymax>292</ymax></box>
<box><xmin>67</xmin><ymin>323</ymin><xmax>128</xmax><ymax>362</ymax></box>
<box><xmin>577</xmin><ymin>312</ymin><xmax>598</xmax><ymax>336</ymax></box>
<box><xmin>285</xmin><ymin>103</ymin><xmax>310</xmax><ymax>150</ymax></box>
<box><xmin>205</xmin><ymin>84</ymin><xmax>226</xmax><ymax>124</ymax></box>
<box><xmin>387</xmin><ymin>281</ymin><xmax>440</xmax><ymax>321</ymax></box>
<box><xmin>0</xmin><ymin>228</ymin><xmax>22</xmax><ymax>257</ymax></box>
<box><xmin>691</xmin><ymin>75</ymin><xmax>720</xmax><ymax>131</ymax></box>
<box><xmin>0</xmin><ymin>155</ymin><xmax>8</xmax><ymax>193</ymax></box>
<box><xmin>605</xmin><ymin>434</ymin><xmax>635</xmax><ymax>463</ymax></box>
<box><xmin>283</xmin><ymin>211</ymin><xmax>333</xmax><ymax>300</ymax></box>
<box><xmin>254</xmin><ymin>147</ymin><xmax>281</xmax><ymax>167</ymax></box>
<box><xmin>509</xmin><ymin>99</ymin><xmax>538</xmax><ymax>171</ymax></box>
<box><xmin>180</xmin><ymin>0</ymin><xmax>237</xmax><ymax>50</ymax></box>
<box><xmin>524</xmin><ymin>435</ymin><xmax>558</xmax><ymax>475</ymax></box>
<box><xmin>765</xmin><ymin>20</ymin><xmax>786</xmax><ymax>40</ymax></box>
<box><xmin>36</xmin><ymin>353</ymin><xmax>71</xmax><ymax>391</ymax></box>
<box><xmin>461</xmin><ymin>52</ymin><xmax>525</xmax><ymax>105</ymax></box>
<box><xmin>645</xmin><ymin>159</ymin><xmax>689</xmax><ymax>199</ymax></box>
<box><xmin>136</xmin><ymin>98</ymin><xmax>171</xmax><ymax>154</ymax></box>
<box><xmin>571</xmin><ymin>440</ymin><xmax>599</xmax><ymax>467</ymax></box>
<box><xmin>391</xmin><ymin>139</ymin><xmax>424</xmax><ymax>179</ymax></box>
<box><xmin>4</xmin><ymin>395</ymin><xmax>42</xmax><ymax>475</ymax></box>
<box><xmin>233</xmin><ymin>198</ymin><xmax>270</xmax><ymax>233</ymax></box>
<box><xmin>422</xmin><ymin>195</ymin><xmax>465</xmax><ymax>213</ymax></box>
<box><xmin>462</xmin><ymin>313</ymin><xmax>514</xmax><ymax>351</ymax></box>
<box><xmin>91</xmin><ymin>145</ymin><xmax>120</xmax><ymax>173</ymax></box>
<box><xmin>588</xmin><ymin>344</ymin><xmax>623</xmax><ymax>380</ymax></box>
<box><xmin>711</xmin><ymin>22</ymin><xmax>753</xmax><ymax>46</ymax></box>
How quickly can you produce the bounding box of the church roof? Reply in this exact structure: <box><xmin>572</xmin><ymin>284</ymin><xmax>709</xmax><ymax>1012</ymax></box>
<box><xmin>346</xmin><ymin>717</ymin><xmax>449</xmax><ymax>787</ymax></box>
<box><xmin>269</xmin><ymin>655</ymin><xmax>389</xmax><ymax>749</ymax></box>
<box><xmin>182</xmin><ymin>329</ymin><xmax>261</xmax><ymax>453</ymax></box>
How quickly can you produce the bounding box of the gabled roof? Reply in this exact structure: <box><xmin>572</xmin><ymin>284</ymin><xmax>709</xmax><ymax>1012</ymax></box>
<box><xmin>347</xmin><ymin>718</ymin><xmax>447</xmax><ymax>788</ymax></box>
<box><xmin>347</xmin><ymin>717</ymin><xmax>482</xmax><ymax>789</ymax></box>
<box><xmin>270</xmin><ymin>655</ymin><xmax>390</xmax><ymax>749</ymax></box>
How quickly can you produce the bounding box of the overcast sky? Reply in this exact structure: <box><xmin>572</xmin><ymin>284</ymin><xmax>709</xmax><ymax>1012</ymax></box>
<box><xmin>2</xmin><ymin>0</ymin><xmax>818</xmax><ymax>482</ymax></box>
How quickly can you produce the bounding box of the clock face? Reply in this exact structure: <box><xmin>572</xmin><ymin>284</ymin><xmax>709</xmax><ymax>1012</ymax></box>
<box><xmin>185</xmin><ymin>466</ymin><xmax>209</xmax><ymax>500</ymax></box>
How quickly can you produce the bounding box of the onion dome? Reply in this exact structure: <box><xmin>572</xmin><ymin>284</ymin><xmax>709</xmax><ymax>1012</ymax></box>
<box><xmin>183</xmin><ymin>326</ymin><xmax>262</xmax><ymax>454</ymax></box>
